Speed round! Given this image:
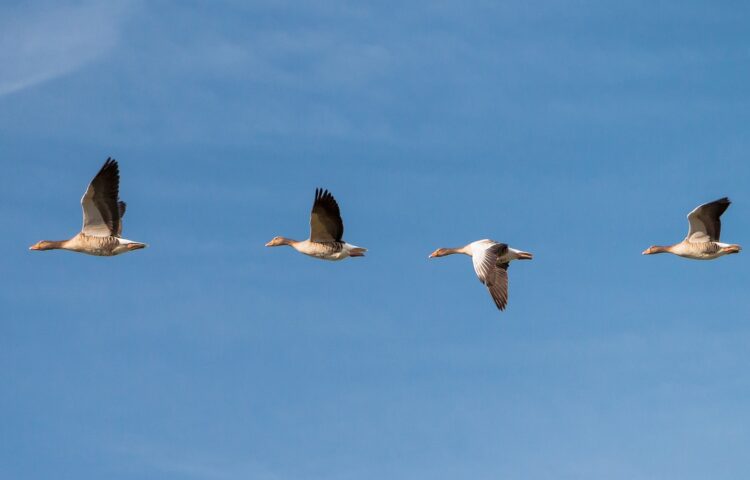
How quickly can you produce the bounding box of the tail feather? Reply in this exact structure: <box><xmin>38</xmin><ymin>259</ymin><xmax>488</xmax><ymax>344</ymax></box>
<box><xmin>515</xmin><ymin>250</ymin><xmax>533</xmax><ymax>260</ymax></box>
<box><xmin>724</xmin><ymin>244</ymin><xmax>742</xmax><ymax>254</ymax></box>
<box><xmin>348</xmin><ymin>246</ymin><xmax>367</xmax><ymax>257</ymax></box>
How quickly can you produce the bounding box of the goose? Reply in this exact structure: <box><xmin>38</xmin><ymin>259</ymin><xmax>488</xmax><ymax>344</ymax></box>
<box><xmin>429</xmin><ymin>239</ymin><xmax>532</xmax><ymax>311</ymax></box>
<box><xmin>266</xmin><ymin>188</ymin><xmax>366</xmax><ymax>261</ymax></box>
<box><xmin>29</xmin><ymin>158</ymin><xmax>147</xmax><ymax>256</ymax></box>
<box><xmin>642</xmin><ymin>197</ymin><xmax>741</xmax><ymax>260</ymax></box>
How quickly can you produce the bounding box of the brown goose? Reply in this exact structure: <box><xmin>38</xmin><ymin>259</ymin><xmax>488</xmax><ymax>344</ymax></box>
<box><xmin>29</xmin><ymin>158</ymin><xmax>147</xmax><ymax>256</ymax></box>
<box><xmin>642</xmin><ymin>197</ymin><xmax>741</xmax><ymax>260</ymax></box>
<box><xmin>266</xmin><ymin>188</ymin><xmax>366</xmax><ymax>261</ymax></box>
<box><xmin>429</xmin><ymin>239</ymin><xmax>532</xmax><ymax>311</ymax></box>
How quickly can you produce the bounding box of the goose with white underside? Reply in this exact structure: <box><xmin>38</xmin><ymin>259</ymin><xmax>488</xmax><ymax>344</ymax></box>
<box><xmin>29</xmin><ymin>158</ymin><xmax>147</xmax><ymax>256</ymax></box>
<box><xmin>266</xmin><ymin>188</ymin><xmax>366</xmax><ymax>261</ymax></box>
<box><xmin>429</xmin><ymin>239</ymin><xmax>532</xmax><ymax>311</ymax></box>
<box><xmin>642</xmin><ymin>197</ymin><xmax>741</xmax><ymax>260</ymax></box>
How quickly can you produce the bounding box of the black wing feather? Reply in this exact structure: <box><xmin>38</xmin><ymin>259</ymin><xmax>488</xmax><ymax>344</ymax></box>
<box><xmin>310</xmin><ymin>188</ymin><xmax>344</xmax><ymax>242</ymax></box>
<box><xmin>84</xmin><ymin>157</ymin><xmax>122</xmax><ymax>236</ymax></box>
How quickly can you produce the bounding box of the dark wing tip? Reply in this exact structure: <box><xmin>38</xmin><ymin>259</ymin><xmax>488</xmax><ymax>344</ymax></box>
<box><xmin>707</xmin><ymin>197</ymin><xmax>731</xmax><ymax>218</ymax></box>
<box><xmin>704</xmin><ymin>197</ymin><xmax>731</xmax><ymax>209</ymax></box>
<box><xmin>96</xmin><ymin>157</ymin><xmax>120</xmax><ymax>180</ymax></box>
<box><xmin>313</xmin><ymin>187</ymin><xmax>339</xmax><ymax>207</ymax></box>
<box><xmin>491</xmin><ymin>293</ymin><xmax>507</xmax><ymax>311</ymax></box>
<box><xmin>314</xmin><ymin>187</ymin><xmax>331</xmax><ymax>204</ymax></box>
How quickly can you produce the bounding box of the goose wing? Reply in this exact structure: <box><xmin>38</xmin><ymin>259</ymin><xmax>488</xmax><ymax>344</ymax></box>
<box><xmin>117</xmin><ymin>201</ymin><xmax>126</xmax><ymax>236</ymax></box>
<box><xmin>471</xmin><ymin>241</ymin><xmax>510</xmax><ymax>311</ymax></box>
<box><xmin>309</xmin><ymin>188</ymin><xmax>344</xmax><ymax>243</ymax></box>
<box><xmin>686</xmin><ymin>197</ymin><xmax>730</xmax><ymax>242</ymax></box>
<box><xmin>80</xmin><ymin>158</ymin><xmax>122</xmax><ymax>237</ymax></box>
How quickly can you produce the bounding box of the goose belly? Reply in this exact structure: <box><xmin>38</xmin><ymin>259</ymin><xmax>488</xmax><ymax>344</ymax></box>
<box><xmin>72</xmin><ymin>236</ymin><xmax>143</xmax><ymax>256</ymax></box>
<box><xmin>297</xmin><ymin>241</ymin><xmax>348</xmax><ymax>261</ymax></box>
<box><xmin>66</xmin><ymin>234</ymin><xmax>120</xmax><ymax>256</ymax></box>
<box><xmin>306</xmin><ymin>248</ymin><xmax>349</xmax><ymax>261</ymax></box>
<box><xmin>671</xmin><ymin>242</ymin><xmax>725</xmax><ymax>260</ymax></box>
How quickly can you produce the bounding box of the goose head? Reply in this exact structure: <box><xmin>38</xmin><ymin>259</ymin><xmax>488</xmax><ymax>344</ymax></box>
<box><xmin>642</xmin><ymin>245</ymin><xmax>669</xmax><ymax>255</ymax></box>
<box><xmin>29</xmin><ymin>240</ymin><xmax>60</xmax><ymax>251</ymax></box>
<box><xmin>429</xmin><ymin>248</ymin><xmax>451</xmax><ymax>258</ymax></box>
<box><xmin>265</xmin><ymin>236</ymin><xmax>292</xmax><ymax>247</ymax></box>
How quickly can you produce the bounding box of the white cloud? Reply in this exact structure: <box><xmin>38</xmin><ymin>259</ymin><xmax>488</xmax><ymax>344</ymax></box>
<box><xmin>0</xmin><ymin>1</ymin><xmax>133</xmax><ymax>96</ymax></box>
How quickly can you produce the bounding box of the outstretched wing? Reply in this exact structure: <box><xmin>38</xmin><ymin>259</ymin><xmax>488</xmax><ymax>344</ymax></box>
<box><xmin>486</xmin><ymin>263</ymin><xmax>510</xmax><ymax>311</ymax></box>
<box><xmin>686</xmin><ymin>197</ymin><xmax>730</xmax><ymax>242</ymax></box>
<box><xmin>309</xmin><ymin>188</ymin><xmax>344</xmax><ymax>242</ymax></box>
<box><xmin>471</xmin><ymin>242</ymin><xmax>510</xmax><ymax>311</ymax></box>
<box><xmin>81</xmin><ymin>158</ymin><xmax>122</xmax><ymax>237</ymax></box>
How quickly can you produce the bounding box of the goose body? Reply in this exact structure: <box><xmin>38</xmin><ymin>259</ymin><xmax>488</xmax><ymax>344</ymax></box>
<box><xmin>429</xmin><ymin>239</ymin><xmax>532</xmax><ymax>311</ymax></box>
<box><xmin>266</xmin><ymin>188</ymin><xmax>366</xmax><ymax>261</ymax></box>
<box><xmin>29</xmin><ymin>158</ymin><xmax>147</xmax><ymax>256</ymax></box>
<box><xmin>278</xmin><ymin>239</ymin><xmax>366</xmax><ymax>261</ymax></box>
<box><xmin>642</xmin><ymin>197</ymin><xmax>741</xmax><ymax>260</ymax></box>
<box><xmin>47</xmin><ymin>233</ymin><xmax>145</xmax><ymax>256</ymax></box>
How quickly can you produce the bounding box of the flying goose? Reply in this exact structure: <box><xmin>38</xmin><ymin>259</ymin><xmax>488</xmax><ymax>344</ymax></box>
<box><xmin>29</xmin><ymin>158</ymin><xmax>147</xmax><ymax>256</ymax></box>
<box><xmin>266</xmin><ymin>188</ymin><xmax>366</xmax><ymax>261</ymax></box>
<box><xmin>642</xmin><ymin>197</ymin><xmax>741</xmax><ymax>260</ymax></box>
<box><xmin>429</xmin><ymin>239</ymin><xmax>532</xmax><ymax>311</ymax></box>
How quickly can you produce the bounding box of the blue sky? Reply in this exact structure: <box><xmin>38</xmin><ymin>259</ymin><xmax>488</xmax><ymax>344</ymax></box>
<box><xmin>2</xmin><ymin>1</ymin><xmax>749</xmax><ymax>479</ymax></box>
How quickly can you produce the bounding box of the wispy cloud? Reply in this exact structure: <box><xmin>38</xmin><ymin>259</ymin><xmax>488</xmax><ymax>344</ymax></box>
<box><xmin>0</xmin><ymin>1</ymin><xmax>133</xmax><ymax>96</ymax></box>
